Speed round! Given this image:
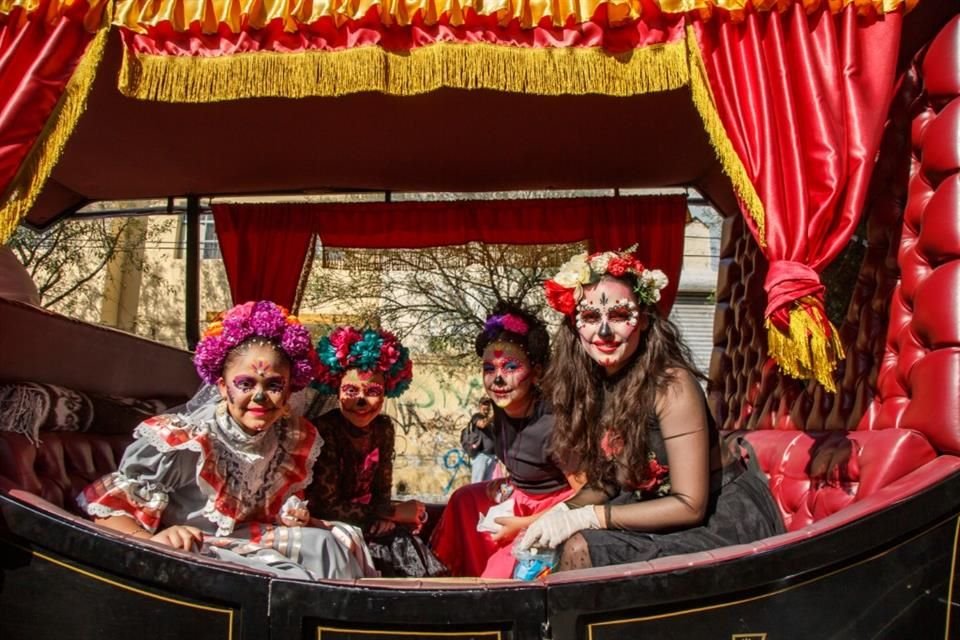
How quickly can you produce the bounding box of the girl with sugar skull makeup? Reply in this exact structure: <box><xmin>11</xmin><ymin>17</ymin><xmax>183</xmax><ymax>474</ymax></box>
<box><xmin>520</xmin><ymin>247</ymin><xmax>784</xmax><ymax>571</ymax></box>
<box><xmin>78</xmin><ymin>301</ymin><xmax>374</xmax><ymax>580</ymax></box>
<box><xmin>429</xmin><ymin>302</ymin><xmax>576</xmax><ymax>578</ymax></box>
<box><xmin>305</xmin><ymin>327</ymin><xmax>447</xmax><ymax>578</ymax></box>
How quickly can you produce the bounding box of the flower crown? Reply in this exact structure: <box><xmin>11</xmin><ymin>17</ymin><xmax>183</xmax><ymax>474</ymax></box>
<box><xmin>313</xmin><ymin>327</ymin><xmax>413</xmax><ymax>398</ymax></box>
<box><xmin>483</xmin><ymin>313</ymin><xmax>529</xmax><ymax>337</ymax></box>
<box><xmin>194</xmin><ymin>301</ymin><xmax>319</xmax><ymax>391</ymax></box>
<box><xmin>543</xmin><ymin>245</ymin><xmax>669</xmax><ymax>316</ymax></box>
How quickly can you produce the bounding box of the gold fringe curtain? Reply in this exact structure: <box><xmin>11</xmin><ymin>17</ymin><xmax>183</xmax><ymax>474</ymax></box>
<box><xmin>119</xmin><ymin>40</ymin><xmax>690</xmax><ymax>101</ymax></box>
<box><xmin>683</xmin><ymin>24</ymin><xmax>764</xmax><ymax>245</ymax></box>
<box><xmin>112</xmin><ymin>0</ymin><xmax>917</xmax><ymax>33</ymax></box>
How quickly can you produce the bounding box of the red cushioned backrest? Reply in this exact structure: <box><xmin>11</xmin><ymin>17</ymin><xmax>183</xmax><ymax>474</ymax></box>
<box><xmin>863</xmin><ymin>16</ymin><xmax>960</xmax><ymax>454</ymax></box>
<box><xmin>0</xmin><ymin>432</ymin><xmax>130</xmax><ymax>513</ymax></box>
<box><xmin>742</xmin><ymin>429</ymin><xmax>938</xmax><ymax>532</ymax></box>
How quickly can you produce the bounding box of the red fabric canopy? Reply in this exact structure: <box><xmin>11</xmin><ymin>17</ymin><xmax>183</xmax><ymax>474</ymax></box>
<box><xmin>0</xmin><ymin>0</ymin><xmax>102</xmax><ymax>241</ymax></box>
<box><xmin>211</xmin><ymin>195</ymin><xmax>687</xmax><ymax>312</ymax></box>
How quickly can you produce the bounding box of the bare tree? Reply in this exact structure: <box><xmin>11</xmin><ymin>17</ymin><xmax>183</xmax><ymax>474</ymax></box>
<box><xmin>302</xmin><ymin>242</ymin><xmax>578</xmax><ymax>357</ymax></box>
<box><xmin>7</xmin><ymin>215</ymin><xmax>173</xmax><ymax>319</ymax></box>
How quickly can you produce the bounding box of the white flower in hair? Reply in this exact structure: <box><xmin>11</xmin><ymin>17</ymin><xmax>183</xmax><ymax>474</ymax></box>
<box><xmin>645</xmin><ymin>269</ymin><xmax>669</xmax><ymax>291</ymax></box>
<box><xmin>589</xmin><ymin>251</ymin><xmax>618</xmax><ymax>274</ymax></box>
<box><xmin>553</xmin><ymin>252</ymin><xmax>593</xmax><ymax>288</ymax></box>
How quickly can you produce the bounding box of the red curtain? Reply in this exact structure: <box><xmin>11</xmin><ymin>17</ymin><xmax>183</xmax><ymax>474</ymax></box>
<box><xmin>694</xmin><ymin>5</ymin><xmax>903</xmax><ymax>391</ymax></box>
<box><xmin>211</xmin><ymin>203</ymin><xmax>317</xmax><ymax>310</ymax></box>
<box><xmin>0</xmin><ymin>1</ymin><xmax>97</xmax><ymax>205</ymax></box>
<box><xmin>212</xmin><ymin>195</ymin><xmax>687</xmax><ymax>312</ymax></box>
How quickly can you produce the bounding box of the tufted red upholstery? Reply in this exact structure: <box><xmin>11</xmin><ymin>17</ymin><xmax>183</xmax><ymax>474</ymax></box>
<box><xmin>711</xmin><ymin>16</ymin><xmax>959</xmax><ymax>448</ymax></box>
<box><xmin>867</xmin><ymin>16</ymin><xmax>960</xmax><ymax>453</ymax></box>
<box><xmin>740</xmin><ymin>428</ymin><xmax>937</xmax><ymax>532</ymax></box>
<box><xmin>700</xmin><ymin>14</ymin><xmax>959</xmax><ymax>558</ymax></box>
<box><xmin>0</xmin><ymin>432</ymin><xmax>131</xmax><ymax>514</ymax></box>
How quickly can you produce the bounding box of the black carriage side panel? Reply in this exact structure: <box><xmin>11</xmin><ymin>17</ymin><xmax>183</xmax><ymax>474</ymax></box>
<box><xmin>269</xmin><ymin>578</ymin><xmax>548</xmax><ymax>640</ymax></box>
<box><xmin>544</xmin><ymin>470</ymin><xmax>960</xmax><ymax>640</ymax></box>
<box><xmin>0</xmin><ymin>492</ymin><xmax>271</xmax><ymax>640</ymax></box>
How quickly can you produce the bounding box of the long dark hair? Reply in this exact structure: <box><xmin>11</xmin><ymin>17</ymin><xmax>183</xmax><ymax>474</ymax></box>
<box><xmin>542</xmin><ymin>279</ymin><xmax>702</xmax><ymax>488</ymax></box>
<box><xmin>474</xmin><ymin>301</ymin><xmax>550</xmax><ymax>368</ymax></box>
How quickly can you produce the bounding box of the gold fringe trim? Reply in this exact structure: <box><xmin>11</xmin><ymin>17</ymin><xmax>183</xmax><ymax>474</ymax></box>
<box><xmin>0</xmin><ymin>23</ymin><xmax>110</xmax><ymax>243</ymax></box>
<box><xmin>684</xmin><ymin>23</ymin><xmax>766</xmax><ymax>246</ymax></box>
<box><xmin>321</xmin><ymin>241</ymin><xmax>589</xmax><ymax>271</ymax></box>
<box><xmin>765</xmin><ymin>296</ymin><xmax>845</xmax><ymax>392</ymax></box>
<box><xmin>118</xmin><ymin>39</ymin><xmax>690</xmax><ymax>102</ymax></box>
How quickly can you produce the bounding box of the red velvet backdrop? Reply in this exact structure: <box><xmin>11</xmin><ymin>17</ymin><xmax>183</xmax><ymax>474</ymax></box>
<box><xmin>0</xmin><ymin>1</ymin><xmax>96</xmax><ymax>200</ymax></box>
<box><xmin>211</xmin><ymin>195</ymin><xmax>687</xmax><ymax>312</ymax></box>
<box><xmin>694</xmin><ymin>5</ymin><xmax>903</xmax><ymax>390</ymax></box>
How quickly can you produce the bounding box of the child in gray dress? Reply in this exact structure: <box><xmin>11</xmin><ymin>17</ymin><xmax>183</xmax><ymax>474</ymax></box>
<box><xmin>78</xmin><ymin>300</ymin><xmax>375</xmax><ymax>580</ymax></box>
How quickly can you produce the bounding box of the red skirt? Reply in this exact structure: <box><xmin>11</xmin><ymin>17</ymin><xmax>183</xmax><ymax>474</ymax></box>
<box><xmin>429</xmin><ymin>482</ymin><xmax>573</xmax><ymax>578</ymax></box>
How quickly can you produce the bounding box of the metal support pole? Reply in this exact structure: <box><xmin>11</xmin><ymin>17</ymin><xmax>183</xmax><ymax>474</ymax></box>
<box><xmin>185</xmin><ymin>195</ymin><xmax>201</xmax><ymax>350</ymax></box>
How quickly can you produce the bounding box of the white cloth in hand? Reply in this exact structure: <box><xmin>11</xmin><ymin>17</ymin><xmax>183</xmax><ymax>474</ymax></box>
<box><xmin>477</xmin><ymin>498</ymin><xmax>515</xmax><ymax>534</ymax></box>
<box><xmin>519</xmin><ymin>504</ymin><xmax>599</xmax><ymax>550</ymax></box>
<box><xmin>279</xmin><ymin>495</ymin><xmax>310</xmax><ymax>526</ymax></box>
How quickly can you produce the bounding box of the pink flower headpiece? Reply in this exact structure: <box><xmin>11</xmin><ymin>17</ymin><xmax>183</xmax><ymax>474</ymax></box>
<box><xmin>193</xmin><ymin>301</ymin><xmax>318</xmax><ymax>391</ymax></box>
<box><xmin>483</xmin><ymin>313</ymin><xmax>529</xmax><ymax>337</ymax></box>
<box><xmin>313</xmin><ymin>327</ymin><xmax>413</xmax><ymax>398</ymax></box>
<box><xmin>543</xmin><ymin>245</ymin><xmax>668</xmax><ymax>316</ymax></box>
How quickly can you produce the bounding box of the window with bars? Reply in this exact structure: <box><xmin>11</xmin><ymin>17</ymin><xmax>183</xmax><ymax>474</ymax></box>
<box><xmin>174</xmin><ymin>213</ymin><xmax>221</xmax><ymax>259</ymax></box>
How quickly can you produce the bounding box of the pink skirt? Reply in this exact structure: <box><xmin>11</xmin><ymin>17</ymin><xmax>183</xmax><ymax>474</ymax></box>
<box><xmin>429</xmin><ymin>481</ymin><xmax>573</xmax><ymax>578</ymax></box>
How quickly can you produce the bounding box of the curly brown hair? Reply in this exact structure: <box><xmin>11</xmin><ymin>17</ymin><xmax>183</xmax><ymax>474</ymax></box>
<box><xmin>542</xmin><ymin>284</ymin><xmax>703</xmax><ymax>489</ymax></box>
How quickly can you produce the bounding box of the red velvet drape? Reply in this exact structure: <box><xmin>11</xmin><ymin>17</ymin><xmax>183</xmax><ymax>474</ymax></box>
<box><xmin>211</xmin><ymin>204</ymin><xmax>317</xmax><ymax>310</ymax></box>
<box><xmin>694</xmin><ymin>5</ymin><xmax>903</xmax><ymax>390</ymax></box>
<box><xmin>0</xmin><ymin>1</ymin><xmax>96</xmax><ymax>202</ymax></box>
<box><xmin>212</xmin><ymin>195</ymin><xmax>686</xmax><ymax>313</ymax></box>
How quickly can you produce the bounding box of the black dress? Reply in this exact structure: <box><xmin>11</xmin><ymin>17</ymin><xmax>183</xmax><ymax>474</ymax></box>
<box><xmin>575</xmin><ymin>427</ymin><xmax>785</xmax><ymax>568</ymax></box>
<box><xmin>305</xmin><ymin>410</ymin><xmax>447</xmax><ymax>578</ymax></box>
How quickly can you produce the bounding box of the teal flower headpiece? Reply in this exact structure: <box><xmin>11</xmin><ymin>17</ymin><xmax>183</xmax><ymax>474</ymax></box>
<box><xmin>313</xmin><ymin>326</ymin><xmax>413</xmax><ymax>397</ymax></box>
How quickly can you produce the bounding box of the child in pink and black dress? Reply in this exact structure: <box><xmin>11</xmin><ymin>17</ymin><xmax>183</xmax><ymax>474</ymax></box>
<box><xmin>429</xmin><ymin>302</ymin><xmax>576</xmax><ymax>578</ymax></box>
<box><xmin>305</xmin><ymin>327</ymin><xmax>447</xmax><ymax>578</ymax></box>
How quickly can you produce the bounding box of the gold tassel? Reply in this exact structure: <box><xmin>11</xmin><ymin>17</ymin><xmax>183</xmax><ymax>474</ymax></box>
<box><xmin>765</xmin><ymin>297</ymin><xmax>845</xmax><ymax>393</ymax></box>
<box><xmin>684</xmin><ymin>24</ymin><xmax>766</xmax><ymax>247</ymax></box>
<box><xmin>0</xmin><ymin>23</ymin><xmax>111</xmax><ymax>243</ymax></box>
<box><xmin>118</xmin><ymin>39</ymin><xmax>690</xmax><ymax>102</ymax></box>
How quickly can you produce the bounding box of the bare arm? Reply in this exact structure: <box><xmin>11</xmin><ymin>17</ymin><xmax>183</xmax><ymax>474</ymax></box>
<box><xmin>604</xmin><ymin>369</ymin><xmax>710</xmax><ymax>531</ymax></box>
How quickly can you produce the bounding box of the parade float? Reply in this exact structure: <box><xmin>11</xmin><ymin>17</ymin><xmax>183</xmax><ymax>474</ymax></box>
<box><xmin>0</xmin><ymin>0</ymin><xmax>958</xmax><ymax>637</ymax></box>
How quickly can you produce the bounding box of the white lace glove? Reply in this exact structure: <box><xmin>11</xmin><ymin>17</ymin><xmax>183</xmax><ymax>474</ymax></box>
<box><xmin>519</xmin><ymin>503</ymin><xmax>600</xmax><ymax>550</ymax></box>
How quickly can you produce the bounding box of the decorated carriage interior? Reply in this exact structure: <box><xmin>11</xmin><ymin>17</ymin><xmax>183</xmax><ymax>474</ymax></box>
<box><xmin>0</xmin><ymin>0</ymin><xmax>958</xmax><ymax>600</ymax></box>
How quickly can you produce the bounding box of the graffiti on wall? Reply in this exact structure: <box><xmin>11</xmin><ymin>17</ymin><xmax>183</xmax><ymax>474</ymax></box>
<box><xmin>387</xmin><ymin>364</ymin><xmax>489</xmax><ymax>498</ymax></box>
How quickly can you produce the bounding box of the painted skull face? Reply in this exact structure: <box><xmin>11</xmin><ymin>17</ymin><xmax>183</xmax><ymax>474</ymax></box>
<box><xmin>218</xmin><ymin>342</ymin><xmax>292</xmax><ymax>434</ymax></box>
<box><xmin>338</xmin><ymin>369</ymin><xmax>386</xmax><ymax>429</ymax></box>
<box><xmin>576</xmin><ymin>277</ymin><xmax>647</xmax><ymax>374</ymax></box>
<box><xmin>481</xmin><ymin>341</ymin><xmax>538</xmax><ymax>417</ymax></box>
